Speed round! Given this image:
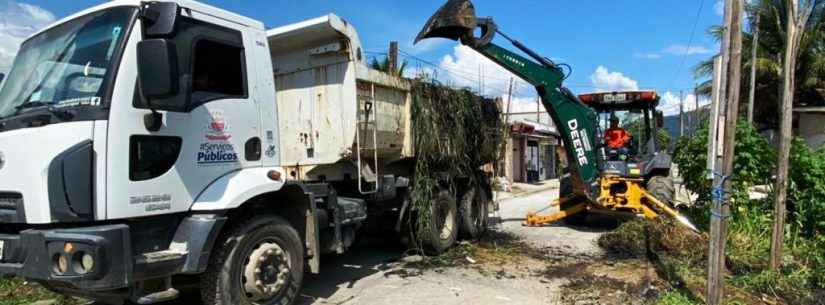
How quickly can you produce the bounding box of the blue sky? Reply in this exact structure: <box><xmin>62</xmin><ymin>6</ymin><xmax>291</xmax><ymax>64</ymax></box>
<box><xmin>1</xmin><ymin>0</ymin><xmax>728</xmax><ymax>114</ymax></box>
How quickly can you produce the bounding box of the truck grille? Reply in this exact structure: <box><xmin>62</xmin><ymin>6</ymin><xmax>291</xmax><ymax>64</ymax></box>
<box><xmin>0</xmin><ymin>192</ymin><xmax>24</xmax><ymax>223</ymax></box>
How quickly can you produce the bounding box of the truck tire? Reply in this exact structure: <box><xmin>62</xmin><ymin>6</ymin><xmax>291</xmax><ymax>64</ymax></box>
<box><xmin>559</xmin><ymin>174</ymin><xmax>587</xmax><ymax>225</ymax></box>
<box><xmin>459</xmin><ymin>187</ymin><xmax>488</xmax><ymax>239</ymax></box>
<box><xmin>201</xmin><ymin>215</ymin><xmax>303</xmax><ymax>305</ymax></box>
<box><xmin>422</xmin><ymin>189</ymin><xmax>459</xmax><ymax>254</ymax></box>
<box><xmin>647</xmin><ymin>175</ymin><xmax>675</xmax><ymax>205</ymax></box>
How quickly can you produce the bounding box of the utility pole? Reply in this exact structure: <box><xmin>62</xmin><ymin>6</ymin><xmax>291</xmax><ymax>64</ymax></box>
<box><xmin>771</xmin><ymin>0</ymin><xmax>817</xmax><ymax>271</ymax></box>
<box><xmin>679</xmin><ymin>90</ymin><xmax>685</xmax><ymax>137</ymax></box>
<box><xmin>707</xmin><ymin>1</ymin><xmax>744</xmax><ymax>304</ymax></box>
<box><xmin>504</xmin><ymin>78</ymin><xmax>515</xmax><ymax>126</ymax></box>
<box><xmin>747</xmin><ymin>14</ymin><xmax>760</xmax><ymax>124</ymax></box>
<box><xmin>388</xmin><ymin>41</ymin><xmax>398</xmax><ymax>75</ymax></box>
<box><xmin>694</xmin><ymin>84</ymin><xmax>701</xmax><ymax>134</ymax></box>
<box><xmin>536</xmin><ymin>95</ymin><xmax>541</xmax><ymax>123</ymax></box>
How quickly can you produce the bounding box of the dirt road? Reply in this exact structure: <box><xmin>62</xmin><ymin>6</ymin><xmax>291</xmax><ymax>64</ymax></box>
<box><xmin>86</xmin><ymin>185</ymin><xmax>624</xmax><ymax>305</ymax></box>
<box><xmin>292</xmin><ymin>186</ymin><xmax>612</xmax><ymax>305</ymax></box>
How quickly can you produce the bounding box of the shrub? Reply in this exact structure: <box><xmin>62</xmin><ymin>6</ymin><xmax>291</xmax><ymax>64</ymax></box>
<box><xmin>673</xmin><ymin>120</ymin><xmax>774</xmax><ymax>208</ymax></box>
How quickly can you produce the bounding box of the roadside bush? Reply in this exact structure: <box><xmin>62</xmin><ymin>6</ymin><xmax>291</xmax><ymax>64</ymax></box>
<box><xmin>663</xmin><ymin>120</ymin><xmax>825</xmax><ymax>303</ymax></box>
<box><xmin>673</xmin><ymin>120</ymin><xmax>774</xmax><ymax>209</ymax></box>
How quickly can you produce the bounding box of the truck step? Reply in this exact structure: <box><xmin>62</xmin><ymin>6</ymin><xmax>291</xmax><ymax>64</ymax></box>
<box><xmin>137</xmin><ymin>250</ymin><xmax>186</xmax><ymax>264</ymax></box>
<box><xmin>136</xmin><ymin>288</ymin><xmax>179</xmax><ymax>304</ymax></box>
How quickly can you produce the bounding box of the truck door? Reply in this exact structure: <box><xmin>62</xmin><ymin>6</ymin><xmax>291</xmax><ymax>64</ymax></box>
<box><xmin>105</xmin><ymin>14</ymin><xmax>261</xmax><ymax>220</ymax></box>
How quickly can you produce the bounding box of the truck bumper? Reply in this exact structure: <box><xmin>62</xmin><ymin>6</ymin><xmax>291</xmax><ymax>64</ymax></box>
<box><xmin>0</xmin><ymin>224</ymin><xmax>132</xmax><ymax>291</ymax></box>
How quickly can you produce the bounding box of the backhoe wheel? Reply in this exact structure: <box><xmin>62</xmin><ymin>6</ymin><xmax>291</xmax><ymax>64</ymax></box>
<box><xmin>559</xmin><ymin>174</ymin><xmax>587</xmax><ymax>225</ymax></box>
<box><xmin>201</xmin><ymin>215</ymin><xmax>303</xmax><ymax>305</ymax></box>
<box><xmin>422</xmin><ymin>189</ymin><xmax>459</xmax><ymax>254</ymax></box>
<box><xmin>459</xmin><ymin>186</ymin><xmax>489</xmax><ymax>239</ymax></box>
<box><xmin>647</xmin><ymin>175</ymin><xmax>675</xmax><ymax>205</ymax></box>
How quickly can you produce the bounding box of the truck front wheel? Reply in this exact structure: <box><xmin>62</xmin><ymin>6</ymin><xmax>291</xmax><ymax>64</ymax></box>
<box><xmin>201</xmin><ymin>215</ymin><xmax>304</xmax><ymax>305</ymax></box>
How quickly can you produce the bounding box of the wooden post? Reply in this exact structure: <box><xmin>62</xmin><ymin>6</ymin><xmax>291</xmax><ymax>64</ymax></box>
<box><xmin>707</xmin><ymin>57</ymin><xmax>724</xmax><ymax>179</ymax></box>
<box><xmin>771</xmin><ymin>0</ymin><xmax>817</xmax><ymax>271</ymax></box>
<box><xmin>747</xmin><ymin>14</ymin><xmax>760</xmax><ymax>124</ymax></box>
<box><xmin>388</xmin><ymin>41</ymin><xmax>399</xmax><ymax>75</ymax></box>
<box><xmin>707</xmin><ymin>1</ymin><xmax>744</xmax><ymax>304</ymax></box>
<box><xmin>694</xmin><ymin>84</ymin><xmax>701</xmax><ymax>133</ymax></box>
<box><xmin>679</xmin><ymin>91</ymin><xmax>685</xmax><ymax>137</ymax></box>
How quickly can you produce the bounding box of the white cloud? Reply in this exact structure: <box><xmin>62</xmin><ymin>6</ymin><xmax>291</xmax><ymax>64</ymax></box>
<box><xmin>714</xmin><ymin>0</ymin><xmax>725</xmax><ymax>16</ymax></box>
<box><xmin>659</xmin><ymin>91</ymin><xmax>711</xmax><ymax>116</ymax></box>
<box><xmin>432</xmin><ymin>45</ymin><xmax>525</xmax><ymax>97</ymax></box>
<box><xmin>0</xmin><ymin>0</ymin><xmax>55</xmax><ymax>74</ymax></box>
<box><xmin>663</xmin><ymin>44</ymin><xmax>713</xmax><ymax>55</ymax></box>
<box><xmin>634</xmin><ymin>52</ymin><xmax>662</xmax><ymax>59</ymax></box>
<box><xmin>589</xmin><ymin>66</ymin><xmax>639</xmax><ymax>92</ymax></box>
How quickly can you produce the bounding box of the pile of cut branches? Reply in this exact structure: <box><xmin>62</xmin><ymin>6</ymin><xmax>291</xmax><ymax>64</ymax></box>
<box><xmin>407</xmin><ymin>81</ymin><xmax>503</xmax><ymax>247</ymax></box>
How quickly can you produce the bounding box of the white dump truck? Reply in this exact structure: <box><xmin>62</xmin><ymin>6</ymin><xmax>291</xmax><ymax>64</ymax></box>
<box><xmin>0</xmin><ymin>1</ymin><xmax>495</xmax><ymax>304</ymax></box>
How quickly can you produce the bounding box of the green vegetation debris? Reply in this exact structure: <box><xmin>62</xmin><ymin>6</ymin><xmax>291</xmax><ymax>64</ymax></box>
<box><xmin>406</xmin><ymin>81</ymin><xmax>503</xmax><ymax>249</ymax></box>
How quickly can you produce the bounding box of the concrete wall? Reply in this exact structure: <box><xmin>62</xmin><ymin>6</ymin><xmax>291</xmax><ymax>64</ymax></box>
<box><xmin>798</xmin><ymin>112</ymin><xmax>825</xmax><ymax>148</ymax></box>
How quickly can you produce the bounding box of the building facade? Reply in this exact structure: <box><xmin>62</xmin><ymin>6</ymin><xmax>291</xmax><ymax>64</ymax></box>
<box><xmin>500</xmin><ymin>112</ymin><xmax>562</xmax><ymax>184</ymax></box>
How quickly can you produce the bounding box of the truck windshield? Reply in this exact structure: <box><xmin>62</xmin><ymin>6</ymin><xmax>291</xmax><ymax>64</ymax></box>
<box><xmin>0</xmin><ymin>6</ymin><xmax>137</xmax><ymax>119</ymax></box>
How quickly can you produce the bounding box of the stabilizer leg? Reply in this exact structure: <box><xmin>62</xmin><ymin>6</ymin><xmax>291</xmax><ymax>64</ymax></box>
<box><xmin>524</xmin><ymin>197</ymin><xmax>587</xmax><ymax>227</ymax></box>
<box><xmin>641</xmin><ymin>190</ymin><xmax>699</xmax><ymax>232</ymax></box>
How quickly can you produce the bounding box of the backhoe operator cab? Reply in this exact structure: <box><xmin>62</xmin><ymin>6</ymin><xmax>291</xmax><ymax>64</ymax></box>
<box><xmin>557</xmin><ymin>91</ymin><xmax>676</xmax><ymax>224</ymax></box>
<box><xmin>578</xmin><ymin>91</ymin><xmax>671</xmax><ymax>179</ymax></box>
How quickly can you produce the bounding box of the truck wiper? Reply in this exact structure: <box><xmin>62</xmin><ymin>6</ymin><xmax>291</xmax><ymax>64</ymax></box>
<box><xmin>13</xmin><ymin>101</ymin><xmax>74</xmax><ymax>120</ymax></box>
<box><xmin>15</xmin><ymin>101</ymin><xmax>53</xmax><ymax>110</ymax></box>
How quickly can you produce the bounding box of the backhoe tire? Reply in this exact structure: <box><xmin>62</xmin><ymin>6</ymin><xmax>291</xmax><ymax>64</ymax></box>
<box><xmin>459</xmin><ymin>186</ymin><xmax>489</xmax><ymax>239</ymax></box>
<box><xmin>422</xmin><ymin>189</ymin><xmax>459</xmax><ymax>254</ymax></box>
<box><xmin>201</xmin><ymin>215</ymin><xmax>303</xmax><ymax>305</ymax></box>
<box><xmin>647</xmin><ymin>175</ymin><xmax>675</xmax><ymax>205</ymax></box>
<box><xmin>559</xmin><ymin>174</ymin><xmax>587</xmax><ymax>225</ymax></box>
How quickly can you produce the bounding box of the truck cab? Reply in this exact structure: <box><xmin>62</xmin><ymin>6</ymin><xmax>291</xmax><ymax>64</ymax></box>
<box><xmin>0</xmin><ymin>1</ymin><xmax>307</xmax><ymax>304</ymax></box>
<box><xmin>0</xmin><ymin>1</ymin><xmax>492</xmax><ymax>304</ymax></box>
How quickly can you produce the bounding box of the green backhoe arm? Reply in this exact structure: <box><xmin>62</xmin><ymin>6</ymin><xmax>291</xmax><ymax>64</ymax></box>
<box><xmin>471</xmin><ymin>41</ymin><xmax>600</xmax><ymax>199</ymax></box>
<box><xmin>414</xmin><ymin>0</ymin><xmax>601</xmax><ymax>200</ymax></box>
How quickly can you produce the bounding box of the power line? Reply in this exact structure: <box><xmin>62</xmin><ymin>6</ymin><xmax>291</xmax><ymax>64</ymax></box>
<box><xmin>397</xmin><ymin>49</ymin><xmax>516</xmax><ymax>96</ymax></box>
<box><xmin>668</xmin><ymin>0</ymin><xmax>707</xmax><ymax>90</ymax></box>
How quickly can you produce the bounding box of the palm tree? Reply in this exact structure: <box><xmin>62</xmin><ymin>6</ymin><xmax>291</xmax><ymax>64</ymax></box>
<box><xmin>370</xmin><ymin>56</ymin><xmax>408</xmax><ymax>77</ymax></box>
<box><xmin>693</xmin><ymin>0</ymin><xmax>825</xmax><ymax>127</ymax></box>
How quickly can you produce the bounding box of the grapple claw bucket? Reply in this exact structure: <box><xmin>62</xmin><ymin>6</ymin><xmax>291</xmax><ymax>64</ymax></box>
<box><xmin>415</xmin><ymin>0</ymin><xmax>478</xmax><ymax>44</ymax></box>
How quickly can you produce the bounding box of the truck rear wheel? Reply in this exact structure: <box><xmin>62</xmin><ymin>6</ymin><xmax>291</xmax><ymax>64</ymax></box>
<box><xmin>201</xmin><ymin>215</ymin><xmax>303</xmax><ymax>305</ymax></box>
<box><xmin>422</xmin><ymin>189</ymin><xmax>459</xmax><ymax>254</ymax></box>
<box><xmin>459</xmin><ymin>187</ymin><xmax>488</xmax><ymax>239</ymax></box>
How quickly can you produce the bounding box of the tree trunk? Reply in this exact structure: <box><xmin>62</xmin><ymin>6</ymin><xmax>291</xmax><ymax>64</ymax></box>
<box><xmin>771</xmin><ymin>0</ymin><xmax>814</xmax><ymax>271</ymax></box>
<box><xmin>748</xmin><ymin>14</ymin><xmax>760</xmax><ymax>124</ymax></box>
<box><xmin>771</xmin><ymin>0</ymin><xmax>797</xmax><ymax>271</ymax></box>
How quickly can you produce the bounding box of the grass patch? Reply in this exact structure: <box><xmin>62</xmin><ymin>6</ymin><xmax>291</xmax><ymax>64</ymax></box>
<box><xmin>598</xmin><ymin>218</ymin><xmax>823</xmax><ymax>305</ymax></box>
<box><xmin>0</xmin><ymin>277</ymin><xmax>81</xmax><ymax>305</ymax></box>
<box><xmin>654</xmin><ymin>291</ymin><xmax>699</xmax><ymax>305</ymax></box>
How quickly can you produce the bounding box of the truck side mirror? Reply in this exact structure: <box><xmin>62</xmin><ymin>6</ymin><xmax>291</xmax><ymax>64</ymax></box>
<box><xmin>142</xmin><ymin>2</ymin><xmax>179</xmax><ymax>37</ymax></box>
<box><xmin>655</xmin><ymin>110</ymin><xmax>664</xmax><ymax>128</ymax></box>
<box><xmin>137</xmin><ymin>39</ymin><xmax>179</xmax><ymax>101</ymax></box>
<box><xmin>0</xmin><ymin>73</ymin><xmax>5</xmax><ymax>86</ymax></box>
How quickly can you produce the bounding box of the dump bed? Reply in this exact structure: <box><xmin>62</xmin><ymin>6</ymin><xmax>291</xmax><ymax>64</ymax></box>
<box><xmin>267</xmin><ymin>14</ymin><xmax>414</xmax><ymax>181</ymax></box>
